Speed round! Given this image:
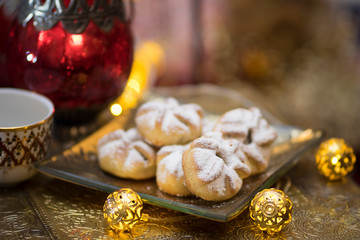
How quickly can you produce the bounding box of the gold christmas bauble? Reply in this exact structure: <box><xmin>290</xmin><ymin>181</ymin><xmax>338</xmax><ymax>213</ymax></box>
<box><xmin>249</xmin><ymin>188</ymin><xmax>293</xmax><ymax>234</ymax></box>
<box><xmin>103</xmin><ymin>188</ymin><xmax>143</xmax><ymax>232</ymax></box>
<box><xmin>316</xmin><ymin>138</ymin><xmax>356</xmax><ymax>181</ymax></box>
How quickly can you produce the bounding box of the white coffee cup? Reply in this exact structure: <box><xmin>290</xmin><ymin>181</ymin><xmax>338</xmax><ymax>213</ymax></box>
<box><xmin>0</xmin><ymin>88</ymin><xmax>54</xmax><ymax>186</ymax></box>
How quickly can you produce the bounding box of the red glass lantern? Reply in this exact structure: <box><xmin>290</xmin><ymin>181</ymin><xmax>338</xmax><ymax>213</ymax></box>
<box><xmin>7</xmin><ymin>0</ymin><xmax>133</xmax><ymax>122</ymax></box>
<box><xmin>0</xmin><ymin>3</ymin><xmax>16</xmax><ymax>87</ymax></box>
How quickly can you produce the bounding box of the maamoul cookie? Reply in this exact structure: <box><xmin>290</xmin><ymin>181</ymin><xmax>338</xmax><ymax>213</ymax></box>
<box><xmin>182</xmin><ymin>132</ymin><xmax>251</xmax><ymax>201</ymax></box>
<box><xmin>156</xmin><ymin>144</ymin><xmax>192</xmax><ymax>197</ymax></box>
<box><xmin>97</xmin><ymin>128</ymin><xmax>156</xmax><ymax>180</ymax></box>
<box><xmin>135</xmin><ymin>98</ymin><xmax>203</xmax><ymax>146</ymax></box>
<box><xmin>213</xmin><ymin>107</ymin><xmax>277</xmax><ymax>175</ymax></box>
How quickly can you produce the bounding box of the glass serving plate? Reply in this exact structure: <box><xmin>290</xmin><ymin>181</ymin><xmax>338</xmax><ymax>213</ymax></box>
<box><xmin>37</xmin><ymin>84</ymin><xmax>324</xmax><ymax>222</ymax></box>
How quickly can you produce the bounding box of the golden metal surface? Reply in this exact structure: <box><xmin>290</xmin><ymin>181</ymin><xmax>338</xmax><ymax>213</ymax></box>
<box><xmin>1</xmin><ymin>85</ymin><xmax>359</xmax><ymax>239</ymax></box>
<box><xmin>1</xmin><ymin>154</ymin><xmax>360</xmax><ymax>239</ymax></box>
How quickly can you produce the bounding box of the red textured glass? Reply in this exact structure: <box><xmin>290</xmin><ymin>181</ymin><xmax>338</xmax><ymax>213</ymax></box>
<box><xmin>0</xmin><ymin>8</ymin><xmax>12</xmax><ymax>87</ymax></box>
<box><xmin>7</xmin><ymin>15</ymin><xmax>133</xmax><ymax>122</ymax></box>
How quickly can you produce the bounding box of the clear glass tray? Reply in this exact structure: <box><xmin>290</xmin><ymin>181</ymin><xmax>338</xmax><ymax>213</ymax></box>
<box><xmin>37</xmin><ymin>84</ymin><xmax>324</xmax><ymax>222</ymax></box>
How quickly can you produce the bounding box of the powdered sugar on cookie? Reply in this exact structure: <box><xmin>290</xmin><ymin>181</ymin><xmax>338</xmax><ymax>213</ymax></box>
<box><xmin>157</xmin><ymin>145</ymin><xmax>187</xmax><ymax>179</ymax></box>
<box><xmin>182</xmin><ymin>132</ymin><xmax>251</xmax><ymax>201</ymax></box>
<box><xmin>156</xmin><ymin>144</ymin><xmax>192</xmax><ymax>196</ymax></box>
<box><xmin>135</xmin><ymin>98</ymin><xmax>203</xmax><ymax>146</ymax></box>
<box><xmin>97</xmin><ymin>128</ymin><xmax>156</xmax><ymax>180</ymax></box>
<box><xmin>214</xmin><ymin>107</ymin><xmax>277</xmax><ymax>175</ymax></box>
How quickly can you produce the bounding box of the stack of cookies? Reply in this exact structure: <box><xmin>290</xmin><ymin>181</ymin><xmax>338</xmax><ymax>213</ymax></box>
<box><xmin>97</xmin><ymin>98</ymin><xmax>277</xmax><ymax>201</ymax></box>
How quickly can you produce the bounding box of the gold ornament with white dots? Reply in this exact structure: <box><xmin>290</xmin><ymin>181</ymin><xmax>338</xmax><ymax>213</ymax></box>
<box><xmin>103</xmin><ymin>188</ymin><xmax>144</xmax><ymax>232</ymax></box>
<box><xmin>249</xmin><ymin>188</ymin><xmax>293</xmax><ymax>234</ymax></box>
<box><xmin>316</xmin><ymin>138</ymin><xmax>356</xmax><ymax>181</ymax></box>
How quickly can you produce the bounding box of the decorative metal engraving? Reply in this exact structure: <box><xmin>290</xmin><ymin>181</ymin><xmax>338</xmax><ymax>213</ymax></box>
<box><xmin>1</xmin><ymin>86</ymin><xmax>360</xmax><ymax>239</ymax></box>
<box><xmin>18</xmin><ymin>0</ymin><xmax>130</xmax><ymax>34</ymax></box>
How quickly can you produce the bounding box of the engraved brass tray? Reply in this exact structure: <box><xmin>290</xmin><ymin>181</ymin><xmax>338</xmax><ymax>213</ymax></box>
<box><xmin>37</xmin><ymin>84</ymin><xmax>324</xmax><ymax>222</ymax></box>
